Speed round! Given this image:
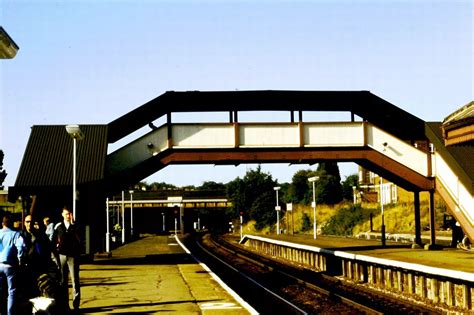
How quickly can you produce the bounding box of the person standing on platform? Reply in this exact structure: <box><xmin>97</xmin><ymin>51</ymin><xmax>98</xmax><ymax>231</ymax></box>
<box><xmin>43</xmin><ymin>217</ymin><xmax>55</xmax><ymax>241</ymax></box>
<box><xmin>0</xmin><ymin>214</ymin><xmax>25</xmax><ymax>315</ymax></box>
<box><xmin>22</xmin><ymin>215</ymin><xmax>61</xmax><ymax>297</ymax></box>
<box><xmin>53</xmin><ymin>208</ymin><xmax>81</xmax><ymax>312</ymax></box>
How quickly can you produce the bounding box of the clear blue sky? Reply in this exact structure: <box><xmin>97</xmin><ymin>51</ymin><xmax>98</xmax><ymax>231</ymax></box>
<box><xmin>1</xmin><ymin>1</ymin><xmax>472</xmax><ymax>188</ymax></box>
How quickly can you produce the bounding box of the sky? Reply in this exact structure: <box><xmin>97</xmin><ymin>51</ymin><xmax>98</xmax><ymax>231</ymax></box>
<box><xmin>1</xmin><ymin>0</ymin><xmax>472</xmax><ymax>189</ymax></box>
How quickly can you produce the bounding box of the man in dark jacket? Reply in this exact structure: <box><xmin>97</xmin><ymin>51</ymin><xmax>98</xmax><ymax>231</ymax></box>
<box><xmin>53</xmin><ymin>208</ymin><xmax>81</xmax><ymax>312</ymax></box>
<box><xmin>22</xmin><ymin>215</ymin><xmax>60</xmax><ymax>296</ymax></box>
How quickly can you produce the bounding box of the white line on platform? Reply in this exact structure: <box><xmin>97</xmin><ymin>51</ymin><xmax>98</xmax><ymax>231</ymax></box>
<box><xmin>175</xmin><ymin>235</ymin><xmax>259</xmax><ymax>315</ymax></box>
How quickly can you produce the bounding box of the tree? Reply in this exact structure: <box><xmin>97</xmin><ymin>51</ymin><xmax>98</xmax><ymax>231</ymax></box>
<box><xmin>0</xmin><ymin>150</ymin><xmax>7</xmax><ymax>190</ymax></box>
<box><xmin>199</xmin><ymin>181</ymin><xmax>226</xmax><ymax>191</ymax></box>
<box><xmin>341</xmin><ymin>174</ymin><xmax>359</xmax><ymax>201</ymax></box>
<box><xmin>315</xmin><ymin>162</ymin><xmax>343</xmax><ymax>204</ymax></box>
<box><xmin>285</xmin><ymin>169</ymin><xmax>313</xmax><ymax>204</ymax></box>
<box><xmin>226</xmin><ymin>165</ymin><xmax>279</xmax><ymax>230</ymax></box>
<box><xmin>149</xmin><ymin>182</ymin><xmax>177</xmax><ymax>190</ymax></box>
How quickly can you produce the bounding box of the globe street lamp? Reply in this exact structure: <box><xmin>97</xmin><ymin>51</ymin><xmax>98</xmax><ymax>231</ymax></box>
<box><xmin>65</xmin><ymin>124</ymin><xmax>84</xmax><ymax>221</ymax></box>
<box><xmin>308</xmin><ymin>176</ymin><xmax>320</xmax><ymax>240</ymax></box>
<box><xmin>274</xmin><ymin>186</ymin><xmax>281</xmax><ymax>235</ymax></box>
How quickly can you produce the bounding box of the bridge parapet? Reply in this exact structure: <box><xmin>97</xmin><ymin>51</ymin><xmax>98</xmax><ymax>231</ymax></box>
<box><xmin>107</xmin><ymin>121</ymin><xmax>430</xmax><ymax>179</ymax></box>
<box><xmin>434</xmin><ymin>153</ymin><xmax>474</xmax><ymax>240</ymax></box>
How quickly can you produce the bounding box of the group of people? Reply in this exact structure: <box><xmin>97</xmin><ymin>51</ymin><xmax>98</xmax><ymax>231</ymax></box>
<box><xmin>0</xmin><ymin>208</ymin><xmax>82</xmax><ymax>314</ymax></box>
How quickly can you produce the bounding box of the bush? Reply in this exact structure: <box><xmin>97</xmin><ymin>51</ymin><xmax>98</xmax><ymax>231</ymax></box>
<box><xmin>301</xmin><ymin>213</ymin><xmax>312</xmax><ymax>232</ymax></box>
<box><xmin>322</xmin><ymin>205</ymin><xmax>377</xmax><ymax>236</ymax></box>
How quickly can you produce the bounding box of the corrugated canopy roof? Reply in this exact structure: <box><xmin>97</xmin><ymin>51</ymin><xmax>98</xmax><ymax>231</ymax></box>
<box><xmin>108</xmin><ymin>90</ymin><xmax>426</xmax><ymax>143</ymax></box>
<box><xmin>14</xmin><ymin>125</ymin><xmax>108</xmax><ymax>192</ymax></box>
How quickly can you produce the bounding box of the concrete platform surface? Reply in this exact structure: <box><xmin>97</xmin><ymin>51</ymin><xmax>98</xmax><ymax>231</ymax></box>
<box><xmin>79</xmin><ymin>235</ymin><xmax>254</xmax><ymax>314</ymax></box>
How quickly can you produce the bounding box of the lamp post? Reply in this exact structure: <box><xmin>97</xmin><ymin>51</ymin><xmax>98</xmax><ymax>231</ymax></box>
<box><xmin>121</xmin><ymin>191</ymin><xmax>125</xmax><ymax>244</ymax></box>
<box><xmin>274</xmin><ymin>186</ymin><xmax>281</xmax><ymax>235</ymax></box>
<box><xmin>162</xmin><ymin>212</ymin><xmax>165</xmax><ymax>232</ymax></box>
<box><xmin>240</xmin><ymin>212</ymin><xmax>243</xmax><ymax>241</ymax></box>
<box><xmin>65</xmin><ymin>124</ymin><xmax>84</xmax><ymax>221</ymax></box>
<box><xmin>129</xmin><ymin>190</ymin><xmax>134</xmax><ymax>238</ymax></box>
<box><xmin>106</xmin><ymin>198</ymin><xmax>110</xmax><ymax>253</ymax></box>
<box><xmin>380</xmin><ymin>177</ymin><xmax>386</xmax><ymax>247</ymax></box>
<box><xmin>308</xmin><ymin>176</ymin><xmax>320</xmax><ymax>240</ymax></box>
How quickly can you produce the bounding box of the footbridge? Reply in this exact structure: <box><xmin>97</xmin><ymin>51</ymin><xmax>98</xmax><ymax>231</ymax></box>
<box><xmin>105</xmin><ymin>91</ymin><xmax>473</xmax><ymax>245</ymax></box>
<box><xmin>12</xmin><ymin>90</ymin><xmax>474</xmax><ymax>252</ymax></box>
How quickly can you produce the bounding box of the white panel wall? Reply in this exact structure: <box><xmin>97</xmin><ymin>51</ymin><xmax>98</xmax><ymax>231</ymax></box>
<box><xmin>304</xmin><ymin>123</ymin><xmax>364</xmax><ymax>147</ymax></box>
<box><xmin>367</xmin><ymin>125</ymin><xmax>428</xmax><ymax>176</ymax></box>
<box><xmin>239</xmin><ymin>124</ymin><xmax>300</xmax><ymax>147</ymax></box>
<box><xmin>433</xmin><ymin>153</ymin><xmax>474</xmax><ymax>224</ymax></box>
<box><xmin>173</xmin><ymin>124</ymin><xmax>234</xmax><ymax>148</ymax></box>
<box><xmin>107</xmin><ymin>126</ymin><xmax>168</xmax><ymax>173</ymax></box>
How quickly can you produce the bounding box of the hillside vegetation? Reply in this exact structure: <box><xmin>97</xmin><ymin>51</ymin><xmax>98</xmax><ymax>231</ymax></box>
<box><xmin>244</xmin><ymin>189</ymin><xmax>448</xmax><ymax>237</ymax></box>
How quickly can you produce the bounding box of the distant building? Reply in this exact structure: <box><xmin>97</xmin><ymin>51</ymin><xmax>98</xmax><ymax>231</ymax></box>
<box><xmin>356</xmin><ymin>168</ymin><xmax>397</xmax><ymax>205</ymax></box>
<box><xmin>0</xmin><ymin>190</ymin><xmax>16</xmax><ymax>213</ymax></box>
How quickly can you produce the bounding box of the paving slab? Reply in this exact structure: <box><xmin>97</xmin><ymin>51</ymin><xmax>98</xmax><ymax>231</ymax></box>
<box><xmin>79</xmin><ymin>235</ymin><xmax>253</xmax><ymax>314</ymax></box>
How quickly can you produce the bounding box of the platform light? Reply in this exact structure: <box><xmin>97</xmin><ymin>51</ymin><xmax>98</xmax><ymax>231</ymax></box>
<box><xmin>380</xmin><ymin>177</ymin><xmax>386</xmax><ymax>247</ymax></box>
<box><xmin>129</xmin><ymin>190</ymin><xmax>134</xmax><ymax>238</ymax></box>
<box><xmin>66</xmin><ymin>124</ymin><xmax>84</xmax><ymax>221</ymax></box>
<box><xmin>308</xmin><ymin>176</ymin><xmax>320</xmax><ymax>240</ymax></box>
<box><xmin>274</xmin><ymin>186</ymin><xmax>281</xmax><ymax>235</ymax></box>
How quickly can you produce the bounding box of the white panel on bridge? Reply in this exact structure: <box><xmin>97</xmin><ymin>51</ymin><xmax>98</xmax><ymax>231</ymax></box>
<box><xmin>173</xmin><ymin>124</ymin><xmax>234</xmax><ymax>148</ymax></box>
<box><xmin>434</xmin><ymin>153</ymin><xmax>474</xmax><ymax>224</ymax></box>
<box><xmin>108</xmin><ymin>127</ymin><xmax>168</xmax><ymax>172</ymax></box>
<box><xmin>367</xmin><ymin>125</ymin><xmax>428</xmax><ymax>176</ymax></box>
<box><xmin>239</xmin><ymin>124</ymin><xmax>299</xmax><ymax>147</ymax></box>
<box><xmin>304</xmin><ymin>123</ymin><xmax>364</xmax><ymax>147</ymax></box>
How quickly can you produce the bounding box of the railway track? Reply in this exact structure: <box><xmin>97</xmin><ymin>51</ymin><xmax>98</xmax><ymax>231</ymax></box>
<box><xmin>183</xmin><ymin>233</ymin><xmax>441</xmax><ymax>314</ymax></box>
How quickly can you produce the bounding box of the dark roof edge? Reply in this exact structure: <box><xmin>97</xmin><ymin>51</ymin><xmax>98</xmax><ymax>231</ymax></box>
<box><xmin>107</xmin><ymin>90</ymin><xmax>425</xmax><ymax>143</ymax></box>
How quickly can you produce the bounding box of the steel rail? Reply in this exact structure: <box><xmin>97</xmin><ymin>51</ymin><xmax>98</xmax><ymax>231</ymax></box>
<box><xmin>207</xmin><ymin>235</ymin><xmax>383</xmax><ymax>315</ymax></box>
<box><xmin>195</xmin><ymin>237</ymin><xmax>308</xmax><ymax>315</ymax></box>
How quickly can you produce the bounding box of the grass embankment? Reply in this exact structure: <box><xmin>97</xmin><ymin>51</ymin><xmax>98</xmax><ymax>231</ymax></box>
<box><xmin>243</xmin><ymin>190</ymin><xmax>449</xmax><ymax>237</ymax></box>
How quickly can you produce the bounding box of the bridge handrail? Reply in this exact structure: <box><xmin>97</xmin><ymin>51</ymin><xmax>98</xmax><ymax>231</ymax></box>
<box><xmin>107</xmin><ymin>121</ymin><xmax>430</xmax><ymax>177</ymax></box>
<box><xmin>433</xmin><ymin>152</ymin><xmax>474</xmax><ymax>226</ymax></box>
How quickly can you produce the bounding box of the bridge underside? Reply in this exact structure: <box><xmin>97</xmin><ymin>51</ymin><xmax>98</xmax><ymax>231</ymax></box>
<box><xmin>105</xmin><ymin>147</ymin><xmax>433</xmax><ymax>193</ymax></box>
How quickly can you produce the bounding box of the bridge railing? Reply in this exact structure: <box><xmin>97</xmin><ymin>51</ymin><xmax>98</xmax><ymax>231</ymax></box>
<box><xmin>365</xmin><ymin>125</ymin><xmax>429</xmax><ymax>176</ymax></box>
<box><xmin>107</xmin><ymin>121</ymin><xmax>429</xmax><ymax>177</ymax></box>
<box><xmin>433</xmin><ymin>152</ymin><xmax>474</xmax><ymax>238</ymax></box>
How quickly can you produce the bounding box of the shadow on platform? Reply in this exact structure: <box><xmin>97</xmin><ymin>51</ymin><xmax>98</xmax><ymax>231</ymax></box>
<box><xmin>92</xmin><ymin>253</ymin><xmax>195</xmax><ymax>266</ymax></box>
<box><xmin>78</xmin><ymin>299</ymin><xmax>220</xmax><ymax>314</ymax></box>
<box><xmin>326</xmin><ymin>244</ymin><xmax>412</xmax><ymax>251</ymax></box>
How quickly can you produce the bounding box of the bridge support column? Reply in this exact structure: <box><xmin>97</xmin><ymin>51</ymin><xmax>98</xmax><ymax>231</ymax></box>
<box><xmin>413</xmin><ymin>191</ymin><xmax>423</xmax><ymax>247</ymax></box>
<box><xmin>425</xmin><ymin>190</ymin><xmax>442</xmax><ymax>250</ymax></box>
<box><xmin>180</xmin><ymin>204</ymin><xmax>184</xmax><ymax>235</ymax></box>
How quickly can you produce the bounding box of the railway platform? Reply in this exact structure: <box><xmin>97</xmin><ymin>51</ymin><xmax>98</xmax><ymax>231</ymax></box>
<box><xmin>239</xmin><ymin>233</ymin><xmax>474</xmax><ymax>311</ymax></box>
<box><xmin>253</xmin><ymin>233</ymin><xmax>474</xmax><ymax>273</ymax></box>
<box><xmin>78</xmin><ymin>234</ymin><xmax>255</xmax><ymax>314</ymax></box>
